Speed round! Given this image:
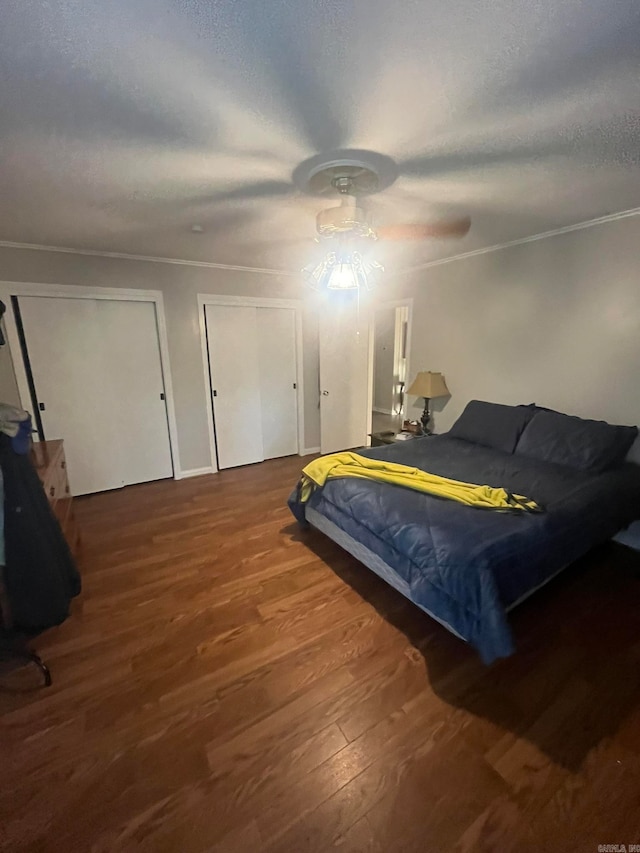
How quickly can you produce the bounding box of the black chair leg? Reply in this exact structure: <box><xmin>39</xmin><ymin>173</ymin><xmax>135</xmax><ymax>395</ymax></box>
<box><xmin>0</xmin><ymin>643</ymin><xmax>52</xmax><ymax>688</ymax></box>
<box><xmin>24</xmin><ymin>650</ymin><xmax>52</xmax><ymax>687</ymax></box>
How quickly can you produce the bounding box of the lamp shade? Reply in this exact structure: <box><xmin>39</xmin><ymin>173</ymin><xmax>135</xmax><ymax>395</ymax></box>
<box><xmin>407</xmin><ymin>371</ymin><xmax>449</xmax><ymax>399</ymax></box>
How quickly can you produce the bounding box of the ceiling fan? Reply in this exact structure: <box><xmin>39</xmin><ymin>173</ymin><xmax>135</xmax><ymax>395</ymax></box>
<box><xmin>292</xmin><ymin>150</ymin><xmax>471</xmax><ymax>244</ymax></box>
<box><xmin>188</xmin><ymin>149</ymin><xmax>471</xmax><ymax>289</ymax></box>
<box><xmin>291</xmin><ymin>150</ymin><xmax>470</xmax><ymax>290</ymax></box>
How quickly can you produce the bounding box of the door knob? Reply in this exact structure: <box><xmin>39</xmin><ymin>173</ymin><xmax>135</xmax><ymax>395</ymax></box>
<box><xmin>322</xmin><ymin>390</ymin><xmax>329</xmax><ymax>396</ymax></box>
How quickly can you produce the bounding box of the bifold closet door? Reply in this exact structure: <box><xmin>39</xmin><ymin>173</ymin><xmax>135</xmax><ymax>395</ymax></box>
<box><xmin>205</xmin><ymin>304</ymin><xmax>298</xmax><ymax>469</ymax></box>
<box><xmin>256</xmin><ymin>308</ymin><xmax>298</xmax><ymax>460</ymax></box>
<box><xmin>97</xmin><ymin>300</ymin><xmax>173</xmax><ymax>487</ymax></box>
<box><xmin>18</xmin><ymin>297</ymin><xmax>121</xmax><ymax>495</ymax></box>
<box><xmin>205</xmin><ymin>304</ymin><xmax>264</xmax><ymax>469</ymax></box>
<box><xmin>17</xmin><ymin>296</ymin><xmax>173</xmax><ymax>495</ymax></box>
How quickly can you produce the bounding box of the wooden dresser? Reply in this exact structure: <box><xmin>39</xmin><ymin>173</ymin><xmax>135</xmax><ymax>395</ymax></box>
<box><xmin>30</xmin><ymin>440</ymin><xmax>81</xmax><ymax>558</ymax></box>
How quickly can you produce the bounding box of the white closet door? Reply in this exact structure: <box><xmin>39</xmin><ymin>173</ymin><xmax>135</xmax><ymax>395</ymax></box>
<box><xmin>319</xmin><ymin>300</ymin><xmax>372</xmax><ymax>454</ymax></box>
<box><xmin>18</xmin><ymin>296</ymin><xmax>123</xmax><ymax>495</ymax></box>
<box><xmin>19</xmin><ymin>296</ymin><xmax>173</xmax><ymax>495</ymax></box>
<box><xmin>97</xmin><ymin>300</ymin><xmax>173</xmax><ymax>487</ymax></box>
<box><xmin>256</xmin><ymin>308</ymin><xmax>298</xmax><ymax>459</ymax></box>
<box><xmin>205</xmin><ymin>304</ymin><xmax>264</xmax><ymax>469</ymax></box>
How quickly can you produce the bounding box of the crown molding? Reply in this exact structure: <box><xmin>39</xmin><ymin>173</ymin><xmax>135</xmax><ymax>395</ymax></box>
<box><xmin>396</xmin><ymin>207</ymin><xmax>640</xmax><ymax>275</ymax></box>
<box><xmin>0</xmin><ymin>240</ymin><xmax>293</xmax><ymax>276</ymax></box>
<box><xmin>2</xmin><ymin>205</ymin><xmax>639</xmax><ymax>279</ymax></box>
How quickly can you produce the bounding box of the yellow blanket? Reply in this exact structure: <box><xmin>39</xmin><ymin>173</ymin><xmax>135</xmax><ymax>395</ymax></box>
<box><xmin>299</xmin><ymin>451</ymin><xmax>542</xmax><ymax>513</ymax></box>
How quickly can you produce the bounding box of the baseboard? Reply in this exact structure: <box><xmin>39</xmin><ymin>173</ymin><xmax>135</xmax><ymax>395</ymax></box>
<box><xmin>300</xmin><ymin>447</ymin><xmax>321</xmax><ymax>456</ymax></box>
<box><xmin>372</xmin><ymin>407</ymin><xmax>394</xmax><ymax>415</ymax></box>
<box><xmin>174</xmin><ymin>466</ymin><xmax>216</xmax><ymax>480</ymax></box>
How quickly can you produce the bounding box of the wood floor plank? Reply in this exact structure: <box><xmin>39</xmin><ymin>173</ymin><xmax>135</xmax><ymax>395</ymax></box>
<box><xmin>257</xmin><ymin>687</ymin><xmax>461</xmax><ymax>847</ymax></box>
<box><xmin>208</xmin><ymin>820</ymin><xmax>263</xmax><ymax>853</ymax></box>
<box><xmin>335</xmin><ymin>650</ymin><xmax>428</xmax><ymax>742</ymax></box>
<box><xmin>1</xmin><ymin>455</ymin><xmax>639</xmax><ymax>852</ymax></box>
<box><xmin>365</xmin><ymin>736</ymin><xmax>510</xmax><ymax>853</ymax></box>
<box><xmin>451</xmin><ymin>793</ymin><xmax>539</xmax><ymax>853</ymax></box>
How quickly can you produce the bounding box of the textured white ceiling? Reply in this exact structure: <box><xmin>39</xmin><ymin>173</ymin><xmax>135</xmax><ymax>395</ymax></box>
<box><xmin>1</xmin><ymin>0</ymin><xmax>639</xmax><ymax>271</ymax></box>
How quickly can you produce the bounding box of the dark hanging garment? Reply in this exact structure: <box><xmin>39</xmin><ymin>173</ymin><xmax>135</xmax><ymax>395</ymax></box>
<box><xmin>0</xmin><ymin>434</ymin><xmax>81</xmax><ymax>630</ymax></box>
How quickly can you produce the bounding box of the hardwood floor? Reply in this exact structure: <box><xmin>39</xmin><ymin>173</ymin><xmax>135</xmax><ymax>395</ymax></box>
<box><xmin>1</xmin><ymin>454</ymin><xmax>639</xmax><ymax>852</ymax></box>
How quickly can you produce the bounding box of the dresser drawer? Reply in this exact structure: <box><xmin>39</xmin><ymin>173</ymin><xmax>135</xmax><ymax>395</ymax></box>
<box><xmin>54</xmin><ymin>492</ymin><xmax>72</xmax><ymax>528</ymax></box>
<box><xmin>31</xmin><ymin>439</ymin><xmax>80</xmax><ymax>558</ymax></box>
<box><xmin>43</xmin><ymin>452</ymin><xmax>69</xmax><ymax>503</ymax></box>
<box><xmin>61</xmin><ymin>510</ymin><xmax>81</xmax><ymax>556</ymax></box>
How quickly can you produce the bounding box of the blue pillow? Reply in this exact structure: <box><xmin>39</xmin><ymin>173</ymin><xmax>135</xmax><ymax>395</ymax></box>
<box><xmin>448</xmin><ymin>400</ymin><xmax>536</xmax><ymax>454</ymax></box>
<box><xmin>515</xmin><ymin>410</ymin><xmax>638</xmax><ymax>472</ymax></box>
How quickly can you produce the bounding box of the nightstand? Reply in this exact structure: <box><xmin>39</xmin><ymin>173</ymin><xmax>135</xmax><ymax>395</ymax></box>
<box><xmin>369</xmin><ymin>431</ymin><xmax>419</xmax><ymax>447</ymax></box>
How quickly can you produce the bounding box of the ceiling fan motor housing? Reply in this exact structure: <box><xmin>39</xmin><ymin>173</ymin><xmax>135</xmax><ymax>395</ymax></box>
<box><xmin>316</xmin><ymin>203</ymin><xmax>372</xmax><ymax>236</ymax></box>
<box><xmin>293</xmin><ymin>150</ymin><xmax>399</xmax><ymax>196</ymax></box>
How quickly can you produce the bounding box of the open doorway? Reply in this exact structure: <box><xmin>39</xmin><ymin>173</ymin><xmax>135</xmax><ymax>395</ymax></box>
<box><xmin>371</xmin><ymin>300</ymin><xmax>411</xmax><ymax>437</ymax></box>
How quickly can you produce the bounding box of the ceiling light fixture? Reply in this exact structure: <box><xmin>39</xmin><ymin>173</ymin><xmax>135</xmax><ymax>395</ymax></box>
<box><xmin>302</xmin><ymin>173</ymin><xmax>384</xmax><ymax>292</ymax></box>
<box><xmin>302</xmin><ymin>241</ymin><xmax>384</xmax><ymax>292</ymax></box>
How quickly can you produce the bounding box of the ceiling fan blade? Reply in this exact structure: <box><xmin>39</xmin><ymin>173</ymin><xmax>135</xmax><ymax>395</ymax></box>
<box><xmin>377</xmin><ymin>217</ymin><xmax>471</xmax><ymax>240</ymax></box>
<box><xmin>191</xmin><ymin>179</ymin><xmax>295</xmax><ymax>206</ymax></box>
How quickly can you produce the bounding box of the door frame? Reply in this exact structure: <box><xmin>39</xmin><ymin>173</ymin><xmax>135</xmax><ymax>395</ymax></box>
<box><xmin>369</xmin><ymin>297</ymin><xmax>413</xmax><ymax>426</ymax></box>
<box><xmin>0</xmin><ymin>280</ymin><xmax>181</xmax><ymax>477</ymax></box>
<box><xmin>198</xmin><ymin>294</ymin><xmax>305</xmax><ymax>473</ymax></box>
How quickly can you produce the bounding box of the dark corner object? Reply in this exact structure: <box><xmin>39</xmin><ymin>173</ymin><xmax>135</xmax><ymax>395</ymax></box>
<box><xmin>0</xmin><ymin>299</ymin><xmax>5</xmax><ymax>346</ymax></box>
<box><xmin>0</xmin><ymin>432</ymin><xmax>81</xmax><ymax>688</ymax></box>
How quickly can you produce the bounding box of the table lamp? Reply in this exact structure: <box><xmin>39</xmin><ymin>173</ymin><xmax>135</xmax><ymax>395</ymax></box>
<box><xmin>407</xmin><ymin>371</ymin><xmax>449</xmax><ymax>435</ymax></box>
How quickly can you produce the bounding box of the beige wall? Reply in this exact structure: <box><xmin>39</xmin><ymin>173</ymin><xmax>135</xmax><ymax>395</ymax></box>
<box><xmin>3</xmin><ymin>213</ymin><xmax>638</xmax><ymax>470</ymax></box>
<box><xmin>0</xmin><ymin>247</ymin><xmax>321</xmax><ymax>471</ymax></box>
<box><xmin>388</xmin><ymin>215</ymin><xmax>640</xmax><ymax>433</ymax></box>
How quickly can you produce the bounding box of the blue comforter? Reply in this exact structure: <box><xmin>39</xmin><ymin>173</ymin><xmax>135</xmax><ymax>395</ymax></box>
<box><xmin>289</xmin><ymin>435</ymin><xmax>640</xmax><ymax>662</ymax></box>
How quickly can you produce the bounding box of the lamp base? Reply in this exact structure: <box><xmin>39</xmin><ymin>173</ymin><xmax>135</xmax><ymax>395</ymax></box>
<box><xmin>420</xmin><ymin>398</ymin><xmax>432</xmax><ymax>435</ymax></box>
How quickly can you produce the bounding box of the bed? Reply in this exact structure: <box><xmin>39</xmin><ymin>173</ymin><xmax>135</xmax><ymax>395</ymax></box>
<box><xmin>289</xmin><ymin>401</ymin><xmax>640</xmax><ymax>663</ymax></box>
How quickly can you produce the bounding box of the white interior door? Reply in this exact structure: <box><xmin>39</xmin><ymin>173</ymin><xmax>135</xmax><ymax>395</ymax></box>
<box><xmin>256</xmin><ymin>308</ymin><xmax>298</xmax><ymax>460</ymax></box>
<box><xmin>319</xmin><ymin>299</ymin><xmax>372</xmax><ymax>454</ymax></box>
<box><xmin>97</xmin><ymin>300</ymin><xmax>173</xmax><ymax>487</ymax></box>
<box><xmin>18</xmin><ymin>295</ymin><xmax>173</xmax><ymax>495</ymax></box>
<box><xmin>19</xmin><ymin>296</ymin><xmax>123</xmax><ymax>495</ymax></box>
<box><xmin>205</xmin><ymin>304</ymin><xmax>264</xmax><ymax>469</ymax></box>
